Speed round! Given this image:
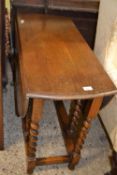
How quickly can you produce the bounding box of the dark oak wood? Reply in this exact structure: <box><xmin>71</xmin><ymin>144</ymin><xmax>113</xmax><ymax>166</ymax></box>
<box><xmin>16</xmin><ymin>11</ymin><xmax>117</xmax><ymax>102</ymax></box>
<box><xmin>54</xmin><ymin>101</ymin><xmax>69</xmax><ymax>128</ymax></box>
<box><xmin>54</xmin><ymin>101</ymin><xmax>74</xmax><ymax>153</ymax></box>
<box><xmin>12</xmin><ymin>0</ymin><xmax>100</xmax><ymax>12</ymax></box>
<box><xmin>36</xmin><ymin>155</ymin><xmax>70</xmax><ymax>165</ymax></box>
<box><xmin>0</xmin><ymin>0</ymin><xmax>4</xmax><ymax>150</ymax></box>
<box><xmin>12</xmin><ymin>10</ymin><xmax>117</xmax><ymax>174</ymax></box>
<box><xmin>12</xmin><ymin>0</ymin><xmax>99</xmax><ymax>49</ymax></box>
<box><xmin>68</xmin><ymin>100</ymin><xmax>85</xmax><ymax>136</ymax></box>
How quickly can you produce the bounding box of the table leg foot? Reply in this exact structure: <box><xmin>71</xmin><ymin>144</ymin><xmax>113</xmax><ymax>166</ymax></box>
<box><xmin>0</xmin><ymin>146</ymin><xmax>4</xmax><ymax>151</ymax></box>
<box><xmin>27</xmin><ymin>160</ymin><xmax>35</xmax><ymax>174</ymax></box>
<box><xmin>68</xmin><ymin>152</ymin><xmax>80</xmax><ymax>170</ymax></box>
<box><xmin>68</xmin><ymin>163</ymin><xmax>75</xmax><ymax>170</ymax></box>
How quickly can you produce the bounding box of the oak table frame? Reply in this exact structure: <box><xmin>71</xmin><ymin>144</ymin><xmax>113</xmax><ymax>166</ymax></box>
<box><xmin>11</xmin><ymin>10</ymin><xmax>117</xmax><ymax>174</ymax></box>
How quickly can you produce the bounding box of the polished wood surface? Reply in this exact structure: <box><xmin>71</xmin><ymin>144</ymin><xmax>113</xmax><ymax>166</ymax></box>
<box><xmin>0</xmin><ymin>0</ymin><xmax>4</xmax><ymax>150</ymax></box>
<box><xmin>16</xmin><ymin>11</ymin><xmax>117</xmax><ymax>100</ymax></box>
<box><xmin>12</xmin><ymin>0</ymin><xmax>99</xmax><ymax>49</ymax></box>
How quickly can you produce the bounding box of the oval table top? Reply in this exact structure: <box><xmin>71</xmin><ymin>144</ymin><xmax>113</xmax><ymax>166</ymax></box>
<box><xmin>16</xmin><ymin>11</ymin><xmax>117</xmax><ymax>100</ymax></box>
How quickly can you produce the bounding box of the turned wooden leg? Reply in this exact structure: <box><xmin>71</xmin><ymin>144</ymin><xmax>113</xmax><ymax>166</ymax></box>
<box><xmin>26</xmin><ymin>99</ymin><xmax>44</xmax><ymax>174</ymax></box>
<box><xmin>68</xmin><ymin>117</ymin><xmax>92</xmax><ymax>170</ymax></box>
<box><xmin>68</xmin><ymin>100</ymin><xmax>85</xmax><ymax>137</ymax></box>
<box><xmin>22</xmin><ymin>100</ymin><xmax>32</xmax><ymax>147</ymax></box>
<box><xmin>68</xmin><ymin>97</ymin><xmax>103</xmax><ymax>170</ymax></box>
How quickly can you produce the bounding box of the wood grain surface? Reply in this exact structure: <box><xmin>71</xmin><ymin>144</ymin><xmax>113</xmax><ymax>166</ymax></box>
<box><xmin>16</xmin><ymin>11</ymin><xmax>117</xmax><ymax>100</ymax></box>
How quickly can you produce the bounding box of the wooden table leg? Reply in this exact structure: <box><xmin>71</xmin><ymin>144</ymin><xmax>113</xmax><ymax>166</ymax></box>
<box><xmin>68</xmin><ymin>100</ymin><xmax>85</xmax><ymax>136</ymax></box>
<box><xmin>22</xmin><ymin>99</ymin><xmax>32</xmax><ymax>155</ymax></box>
<box><xmin>26</xmin><ymin>99</ymin><xmax>44</xmax><ymax>174</ymax></box>
<box><xmin>68</xmin><ymin>97</ymin><xmax>103</xmax><ymax>170</ymax></box>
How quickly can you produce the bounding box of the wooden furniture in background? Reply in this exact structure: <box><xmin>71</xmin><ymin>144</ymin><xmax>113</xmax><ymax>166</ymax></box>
<box><xmin>12</xmin><ymin>10</ymin><xmax>117</xmax><ymax>174</ymax></box>
<box><xmin>11</xmin><ymin>0</ymin><xmax>99</xmax><ymax>48</ymax></box>
<box><xmin>12</xmin><ymin>0</ymin><xmax>100</xmax><ymax>12</ymax></box>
